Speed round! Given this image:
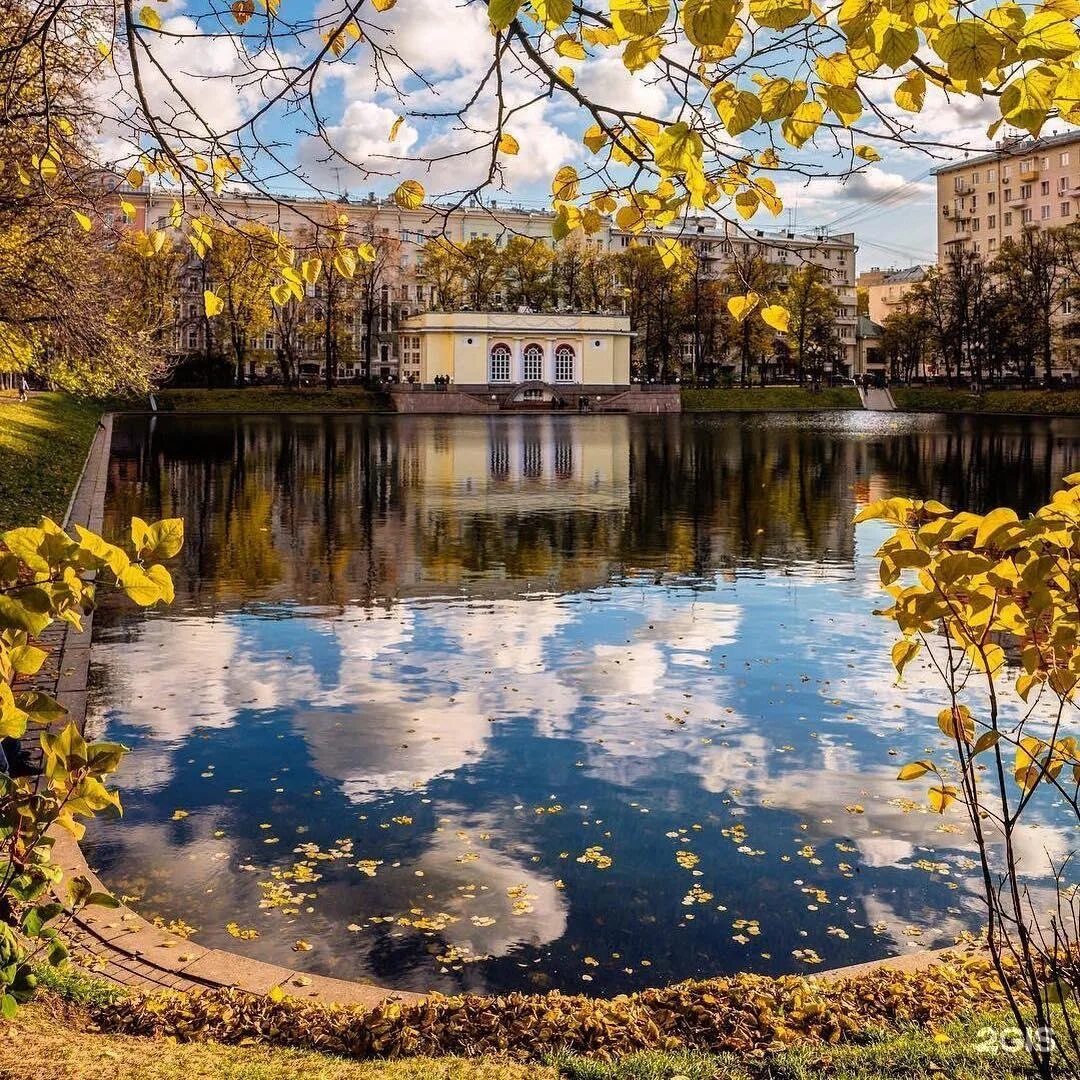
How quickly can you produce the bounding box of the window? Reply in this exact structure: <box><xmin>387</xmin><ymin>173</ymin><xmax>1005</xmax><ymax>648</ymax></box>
<box><xmin>1002</xmin><ymin>165</ymin><xmax>1011</xmax><ymax>180</ymax></box>
<box><xmin>264</xmin><ymin>332</ymin><xmax>274</xmax><ymax>350</ymax></box>
<box><xmin>988</xmin><ymin>237</ymin><xmax>997</xmax><ymax>251</ymax></box>
<box><xmin>972</xmin><ymin>170</ymin><xmax>980</xmax><ymax>183</ymax></box>
<box><xmin>1003</xmin><ymin>187</ymin><xmax>1012</xmax><ymax>201</ymax></box>
<box><xmin>1020</xmin><ymin>183</ymin><xmax>1032</xmax><ymax>198</ymax></box>
<box><xmin>1020</xmin><ymin>158</ymin><xmax>1033</xmax><ymax>173</ymax></box>
<box><xmin>489</xmin><ymin>342</ymin><xmax>511</xmax><ymax>382</ymax></box>
<box><xmin>523</xmin><ymin>343</ymin><xmax>543</xmax><ymax>382</ymax></box>
<box><xmin>554</xmin><ymin>344</ymin><xmax>575</xmax><ymax>382</ymax></box>
<box><xmin>972</xmin><ymin>218</ymin><xmax>980</xmax><ymax>231</ymax></box>
<box><xmin>988</xmin><ymin>214</ymin><xmax>996</xmax><ymax>228</ymax></box>
<box><xmin>1022</xmin><ymin>207</ymin><xmax>1033</xmax><ymax>223</ymax></box>
<box><xmin>1062</xmin><ymin>152</ymin><xmax>1071</xmax><ymax>167</ymax></box>
<box><xmin>1041</xmin><ymin>156</ymin><xmax>1049</xmax><ymax>169</ymax></box>
<box><xmin>1004</xmin><ymin>211</ymin><xmax>1013</xmax><ymax>225</ymax></box>
<box><xmin>1041</xmin><ymin>180</ymin><xmax>1050</xmax><ymax>195</ymax></box>
<box><xmin>1041</xmin><ymin>204</ymin><xmax>1051</xmax><ymax>219</ymax></box>
<box><xmin>187</xmin><ymin>330</ymin><xmax>198</xmax><ymax>349</ymax></box>
<box><xmin>987</xmin><ymin>191</ymin><xmax>996</xmax><ymax>205</ymax></box>
<box><xmin>1063</xmin><ymin>202</ymin><xmax>1072</xmax><ymax>217</ymax></box>
<box><xmin>988</xmin><ymin>168</ymin><xmax>996</xmax><ymax>182</ymax></box>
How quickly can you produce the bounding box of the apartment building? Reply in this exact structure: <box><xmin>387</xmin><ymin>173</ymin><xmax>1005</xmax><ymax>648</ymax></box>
<box><xmin>933</xmin><ymin>131</ymin><xmax>1080</xmax><ymax>263</ymax></box>
<box><xmin>117</xmin><ymin>187</ymin><xmax>859</xmax><ymax>382</ymax></box>
<box><xmin>856</xmin><ymin>265</ymin><xmax>928</xmax><ymax>324</ymax></box>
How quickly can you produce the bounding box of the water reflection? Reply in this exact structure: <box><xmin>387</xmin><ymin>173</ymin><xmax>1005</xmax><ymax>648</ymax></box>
<box><xmin>84</xmin><ymin>412</ymin><xmax>1080</xmax><ymax>995</ymax></box>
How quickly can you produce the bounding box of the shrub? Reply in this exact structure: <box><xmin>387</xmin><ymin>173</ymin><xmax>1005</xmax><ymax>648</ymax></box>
<box><xmin>859</xmin><ymin>474</ymin><xmax>1080</xmax><ymax>1079</ymax></box>
<box><xmin>0</xmin><ymin>515</ymin><xmax>182</xmax><ymax>1014</ymax></box>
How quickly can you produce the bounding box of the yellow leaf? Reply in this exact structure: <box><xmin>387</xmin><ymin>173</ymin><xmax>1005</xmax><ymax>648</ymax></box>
<box><xmin>781</xmin><ymin>101</ymin><xmax>823</xmax><ymax>148</ymax></box>
<box><xmin>139</xmin><ymin>5</ymin><xmax>162</xmax><ymax>31</ymax></box>
<box><xmin>552</xmin><ymin>165</ymin><xmax>580</xmax><ymax>200</ymax></box>
<box><xmin>934</xmin><ymin>21</ymin><xmax>1003</xmax><ymax>82</ymax></box>
<box><xmin>371</xmin><ymin>0</ymin><xmax>396</xmax><ymax>9</ymax></box>
<box><xmin>203</xmin><ymin>291</ymin><xmax>224</xmax><ymax>317</ymax></box>
<box><xmin>72</xmin><ymin>210</ymin><xmax>93</xmax><ymax>231</ymax></box>
<box><xmin>891</xmin><ymin>637</ymin><xmax>920</xmax><ymax>676</ymax></box>
<box><xmin>654</xmin><ymin>237</ymin><xmax>682</xmax><ymax>269</ymax></box>
<box><xmin>232</xmin><ymin>0</ymin><xmax>254</xmax><ymax>23</ymax></box>
<box><xmin>301</xmin><ymin>257</ymin><xmax>322</xmax><ymax>285</ymax></box>
<box><xmin>583</xmin><ymin>124</ymin><xmax>608</xmax><ymax>153</ymax></box>
<box><xmin>854</xmin><ymin>144</ymin><xmax>881</xmax><ymax>162</ymax></box>
<box><xmin>682</xmin><ymin>0</ymin><xmax>738</xmax><ymax>45</ymax></box>
<box><xmin>554</xmin><ymin>34</ymin><xmax>586</xmax><ymax>59</ymax></box>
<box><xmin>357</xmin><ymin>242</ymin><xmax>376</xmax><ymax>262</ymax></box>
<box><xmin>393</xmin><ymin>179</ymin><xmax>425</xmax><ymax>209</ymax></box>
<box><xmin>734</xmin><ymin>189</ymin><xmax>760</xmax><ymax>219</ymax></box>
<box><xmin>388</xmin><ymin>116</ymin><xmax>404</xmax><ymax>142</ymax></box>
<box><xmin>728</xmin><ymin>292</ymin><xmax>760</xmax><ymax>322</ymax></box>
<box><xmin>488</xmin><ymin>0</ymin><xmax>521</xmax><ymax>28</ymax></box>
<box><xmin>897</xmin><ymin>760</ymin><xmax>933</xmax><ymax>780</ymax></box>
<box><xmin>928</xmin><ymin>785</ymin><xmax>958</xmax><ymax>814</ymax></box>
<box><xmin>611</xmin><ymin>0</ymin><xmax>670</xmax><ymax>38</ymax></box>
<box><xmin>532</xmin><ymin>0</ymin><xmax>572</xmax><ymax>24</ymax></box>
<box><xmin>894</xmin><ymin>69</ymin><xmax>926</xmax><ymax>112</ymax></box>
<box><xmin>818</xmin><ymin>84</ymin><xmax>863</xmax><ymax>126</ymax></box>
<box><xmin>556</xmin><ymin>65</ymin><xmax>575</xmax><ymax>84</ymax></box>
<box><xmin>498</xmin><ymin>132</ymin><xmax>520</xmax><ymax>155</ymax></box>
<box><xmin>749</xmin><ymin>0</ymin><xmax>810</xmax><ymax>30</ymax></box>
<box><xmin>973</xmin><ymin>506</ymin><xmax>1019</xmax><ymax>549</ymax></box>
<box><xmin>1018</xmin><ymin>10</ymin><xmax>1080</xmax><ymax>60</ymax></box>
<box><xmin>711</xmin><ymin>82</ymin><xmax>762</xmax><ymax>136</ymax></box>
<box><xmin>937</xmin><ymin>705</ymin><xmax>975</xmax><ymax>743</ymax></box>
<box><xmin>760</xmin><ymin>304</ymin><xmax>789</xmax><ymax>332</ymax></box>
<box><xmin>815</xmin><ymin>51</ymin><xmax>858</xmax><ymax>89</ymax></box>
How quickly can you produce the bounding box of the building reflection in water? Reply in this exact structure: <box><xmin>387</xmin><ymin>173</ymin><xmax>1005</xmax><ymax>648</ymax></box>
<box><xmin>84</xmin><ymin>412</ymin><xmax>1080</xmax><ymax>995</ymax></box>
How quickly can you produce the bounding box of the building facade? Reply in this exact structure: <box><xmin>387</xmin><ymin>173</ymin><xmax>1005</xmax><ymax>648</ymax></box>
<box><xmin>857</xmin><ymin>266</ymin><xmax>928</xmax><ymax>325</ymax></box>
<box><xmin>402</xmin><ymin>311</ymin><xmax>631</xmax><ymax>397</ymax></box>
<box><xmin>933</xmin><ymin>131</ymin><xmax>1080</xmax><ymax>263</ymax></box>
<box><xmin>115</xmin><ymin>187</ymin><xmax>859</xmax><ymax>383</ymax></box>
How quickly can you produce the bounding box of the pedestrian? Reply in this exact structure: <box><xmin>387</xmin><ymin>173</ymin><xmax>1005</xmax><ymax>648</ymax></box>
<box><xmin>18</xmin><ymin>375</ymin><xmax>28</xmax><ymax>402</ymax></box>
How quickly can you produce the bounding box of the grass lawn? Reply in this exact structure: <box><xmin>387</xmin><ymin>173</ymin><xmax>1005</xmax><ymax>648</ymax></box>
<box><xmin>3</xmin><ymin>987</ymin><xmax>1049</xmax><ymax>1080</ymax></box>
<box><xmin>0</xmin><ymin>392</ymin><xmax>102</xmax><ymax>531</ymax></box>
<box><xmin>890</xmin><ymin>388</ymin><xmax>1080</xmax><ymax>416</ymax></box>
<box><xmin>150</xmin><ymin>388</ymin><xmax>388</xmax><ymax>412</ymax></box>
<box><xmin>682</xmin><ymin>387</ymin><xmax>861</xmax><ymax>411</ymax></box>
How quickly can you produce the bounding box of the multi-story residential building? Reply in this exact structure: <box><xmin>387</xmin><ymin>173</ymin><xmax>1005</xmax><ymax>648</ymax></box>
<box><xmin>933</xmin><ymin>132</ymin><xmax>1080</xmax><ymax>380</ymax></box>
<box><xmin>857</xmin><ymin>265</ymin><xmax>928</xmax><ymax>324</ymax></box>
<box><xmin>116</xmin><ymin>186</ymin><xmax>859</xmax><ymax>382</ymax></box>
<box><xmin>933</xmin><ymin>131</ymin><xmax>1080</xmax><ymax>263</ymax></box>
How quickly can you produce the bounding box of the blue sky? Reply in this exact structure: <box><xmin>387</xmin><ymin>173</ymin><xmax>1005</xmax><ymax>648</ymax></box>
<box><xmin>106</xmin><ymin>0</ymin><xmax>1053</xmax><ymax>269</ymax></box>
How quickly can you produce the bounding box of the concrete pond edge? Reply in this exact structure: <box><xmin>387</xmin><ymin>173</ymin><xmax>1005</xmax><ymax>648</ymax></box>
<box><xmin>45</xmin><ymin>410</ymin><xmax>971</xmax><ymax>1009</ymax></box>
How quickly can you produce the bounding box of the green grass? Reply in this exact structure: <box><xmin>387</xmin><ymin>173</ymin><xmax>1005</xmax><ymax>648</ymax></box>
<box><xmin>149</xmin><ymin>388</ymin><xmax>389</xmax><ymax>412</ymax></box>
<box><xmin>890</xmin><ymin>388</ymin><xmax>1080</xmax><ymax>416</ymax></box>
<box><xmin>0</xmin><ymin>392</ymin><xmax>102</xmax><ymax>531</ymax></box>
<box><xmin>681</xmin><ymin>387</ymin><xmax>861</xmax><ymax>411</ymax></box>
<box><xmin>551</xmin><ymin>1015</ymin><xmax>1043</xmax><ymax>1078</ymax></box>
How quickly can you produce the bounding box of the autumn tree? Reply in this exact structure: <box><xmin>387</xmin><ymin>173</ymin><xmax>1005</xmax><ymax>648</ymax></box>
<box><xmin>721</xmin><ymin>250</ymin><xmax>782</xmax><ymax>387</ymax></box>
<box><xmin>992</xmin><ymin>227</ymin><xmax>1072</xmax><ymax>385</ymax></box>
<box><xmin>419</xmin><ymin>238</ymin><xmax>465</xmax><ymax>311</ymax></box>
<box><xmin>205</xmin><ymin>224</ymin><xmax>276</xmax><ymax>386</ymax></box>
<box><xmin>785</xmin><ymin>264</ymin><xmax>838</xmax><ymax>386</ymax></box>
<box><xmin>881</xmin><ymin>295</ymin><xmax>932</xmax><ymax>383</ymax></box>
<box><xmin>502</xmin><ymin>235</ymin><xmax>554</xmax><ymax>310</ymax></box>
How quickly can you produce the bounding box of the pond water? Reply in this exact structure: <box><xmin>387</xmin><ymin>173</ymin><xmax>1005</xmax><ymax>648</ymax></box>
<box><xmin>83</xmin><ymin>411</ymin><xmax>1080</xmax><ymax>996</ymax></box>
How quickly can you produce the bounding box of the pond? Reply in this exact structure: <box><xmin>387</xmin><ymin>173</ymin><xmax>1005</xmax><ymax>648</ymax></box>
<box><xmin>83</xmin><ymin>411</ymin><xmax>1080</xmax><ymax>996</ymax></box>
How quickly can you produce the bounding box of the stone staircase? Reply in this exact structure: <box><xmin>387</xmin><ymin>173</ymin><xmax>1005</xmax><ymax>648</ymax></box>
<box><xmin>859</xmin><ymin>385</ymin><xmax>897</xmax><ymax>411</ymax></box>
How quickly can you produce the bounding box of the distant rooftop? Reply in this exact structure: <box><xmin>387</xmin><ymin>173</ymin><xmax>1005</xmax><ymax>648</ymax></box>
<box><xmin>931</xmin><ymin>130</ymin><xmax>1080</xmax><ymax>174</ymax></box>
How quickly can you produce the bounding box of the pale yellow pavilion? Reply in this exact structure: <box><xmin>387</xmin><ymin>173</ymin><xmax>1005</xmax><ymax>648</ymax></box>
<box><xmin>399</xmin><ymin>311</ymin><xmax>632</xmax><ymax>394</ymax></box>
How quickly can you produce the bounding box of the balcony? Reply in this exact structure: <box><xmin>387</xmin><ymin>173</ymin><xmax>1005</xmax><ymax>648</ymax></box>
<box><xmin>953</xmin><ymin>182</ymin><xmax>974</xmax><ymax>196</ymax></box>
<box><xmin>1019</xmin><ymin>167</ymin><xmax>1039</xmax><ymax>182</ymax></box>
